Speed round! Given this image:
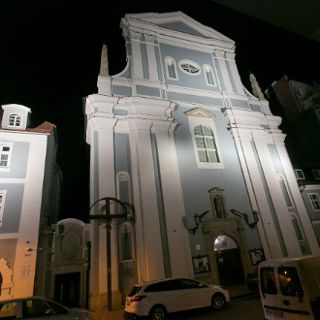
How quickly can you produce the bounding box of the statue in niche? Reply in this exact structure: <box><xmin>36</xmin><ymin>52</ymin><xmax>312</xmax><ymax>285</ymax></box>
<box><xmin>214</xmin><ymin>195</ymin><xmax>227</xmax><ymax>218</ymax></box>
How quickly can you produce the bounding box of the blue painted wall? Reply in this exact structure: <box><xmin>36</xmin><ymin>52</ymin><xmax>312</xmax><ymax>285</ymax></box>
<box><xmin>0</xmin><ymin>184</ymin><xmax>24</xmax><ymax>233</ymax></box>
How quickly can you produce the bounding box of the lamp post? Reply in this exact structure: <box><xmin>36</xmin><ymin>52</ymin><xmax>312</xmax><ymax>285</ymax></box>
<box><xmin>89</xmin><ymin>197</ymin><xmax>134</xmax><ymax>311</ymax></box>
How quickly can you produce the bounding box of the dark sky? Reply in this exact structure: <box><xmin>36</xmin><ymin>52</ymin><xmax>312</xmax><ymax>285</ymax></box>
<box><xmin>1</xmin><ymin>0</ymin><xmax>320</xmax><ymax>222</ymax></box>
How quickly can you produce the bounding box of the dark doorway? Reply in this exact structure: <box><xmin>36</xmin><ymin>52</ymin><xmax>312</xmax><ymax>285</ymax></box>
<box><xmin>216</xmin><ymin>248</ymin><xmax>245</xmax><ymax>285</ymax></box>
<box><xmin>214</xmin><ymin>235</ymin><xmax>245</xmax><ymax>285</ymax></box>
<box><xmin>54</xmin><ymin>272</ymin><xmax>80</xmax><ymax>308</ymax></box>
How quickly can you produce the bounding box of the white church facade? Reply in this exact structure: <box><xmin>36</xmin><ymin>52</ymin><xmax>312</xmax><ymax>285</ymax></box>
<box><xmin>84</xmin><ymin>12</ymin><xmax>320</xmax><ymax>310</ymax></box>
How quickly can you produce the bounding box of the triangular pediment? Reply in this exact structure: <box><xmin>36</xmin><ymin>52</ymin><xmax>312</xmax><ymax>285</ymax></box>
<box><xmin>124</xmin><ymin>11</ymin><xmax>234</xmax><ymax>47</ymax></box>
<box><xmin>185</xmin><ymin>107</ymin><xmax>214</xmax><ymax>118</ymax></box>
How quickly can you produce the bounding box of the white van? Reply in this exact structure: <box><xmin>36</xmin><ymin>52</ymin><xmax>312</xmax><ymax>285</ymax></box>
<box><xmin>259</xmin><ymin>256</ymin><xmax>320</xmax><ymax>320</ymax></box>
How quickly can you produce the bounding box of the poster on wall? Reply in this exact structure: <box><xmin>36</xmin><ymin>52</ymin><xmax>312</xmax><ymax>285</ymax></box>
<box><xmin>192</xmin><ymin>255</ymin><xmax>210</xmax><ymax>274</ymax></box>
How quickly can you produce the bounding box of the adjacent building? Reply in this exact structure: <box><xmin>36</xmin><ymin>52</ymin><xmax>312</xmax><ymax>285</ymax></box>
<box><xmin>267</xmin><ymin>76</ymin><xmax>320</xmax><ymax>246</ymax></box>
<box><xmin>0</xmin><ymin>104</ymin><xmax>61</xmax><ymax>300</ymax></box>
<box><xmin>83</xmin><ymin>11</ymin><xmax>320</xmax><ymax>310</ymax></box>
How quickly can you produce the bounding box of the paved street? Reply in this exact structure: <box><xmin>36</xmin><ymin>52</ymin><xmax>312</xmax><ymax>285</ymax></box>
<box><xmin>92</xmin><ymin>294</ymin><xmax>264</xmax><ymax>320</ymax></box>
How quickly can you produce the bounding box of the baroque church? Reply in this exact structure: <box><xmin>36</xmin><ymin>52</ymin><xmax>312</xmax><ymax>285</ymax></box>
<box><xmin>84</xmin><ymin>11</ymin><xmax>320</xmax><ymax>310</ymax></box>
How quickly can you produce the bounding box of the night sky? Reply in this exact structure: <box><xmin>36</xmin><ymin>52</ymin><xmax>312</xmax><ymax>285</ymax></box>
<box><xmin>1</xmin><ymin>0</ymin><xmax>320</xmax><ymax>222</ymax></box>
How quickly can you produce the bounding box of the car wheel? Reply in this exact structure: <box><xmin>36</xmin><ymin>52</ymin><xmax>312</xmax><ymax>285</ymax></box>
<box><xmin>211</xmin><ymin>293</ymin><xmax>226</xmax><ymax>311</ymax></box>
<box><xmin>149</xmin><ymin>305</ymin><xmax>167</xmax><ymax>320</ymax></box>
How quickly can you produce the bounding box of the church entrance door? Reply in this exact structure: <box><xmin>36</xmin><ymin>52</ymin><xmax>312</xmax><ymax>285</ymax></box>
<box><xmin>214</xmin><ymin>235</ymin><xmax>245</xmax><ymax>285</ymax></box>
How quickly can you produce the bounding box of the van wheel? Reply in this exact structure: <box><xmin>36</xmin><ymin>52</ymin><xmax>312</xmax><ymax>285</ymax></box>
<box><xmin>211</xmin><ymin>293</ymin><xmax>226</xmax><ymax>311</ymax></box>
<box><xmin>149</xmin><ymin>305</ymin><xmax>167</xmax><ymax>320</ymax></box>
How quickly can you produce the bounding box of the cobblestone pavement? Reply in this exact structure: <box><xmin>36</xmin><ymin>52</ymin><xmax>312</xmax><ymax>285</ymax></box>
<box><xmin>91</xmin><ymin>293</ymin><xmax>264</xmax><ymax>320</ymax></box>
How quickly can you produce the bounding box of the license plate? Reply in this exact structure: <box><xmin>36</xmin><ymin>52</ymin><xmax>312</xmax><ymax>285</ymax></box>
<box><xmin>266</xmin><ymin>307</ymin><xmax>284</xmax><ymax>319</ymax></box>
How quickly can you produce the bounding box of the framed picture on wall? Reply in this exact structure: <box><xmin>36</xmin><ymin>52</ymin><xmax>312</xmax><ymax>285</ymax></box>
<box><xmin>192</xmin><ymin>255</ymin><xmax>210</xmax><ymax>274</ymax></box>
<box><xmin>249</xmin><ymin>248</ymin><xmax>265</xmax><ymax>265</ymax></box>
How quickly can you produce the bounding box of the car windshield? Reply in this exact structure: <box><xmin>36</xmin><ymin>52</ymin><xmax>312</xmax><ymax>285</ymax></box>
<box><xmin>128</xmin><ymin>286</ymin><xmax>142</xmax><ymax>297</ymax></box>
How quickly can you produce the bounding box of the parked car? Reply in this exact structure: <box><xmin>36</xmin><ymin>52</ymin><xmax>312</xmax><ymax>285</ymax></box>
<box><xmin>124</xmin><ymin>277</ymin><xmax>230</xmax><ymax>320</ymax></box>
<box><xmin>0</xmin><ymin>296</ymin><xmax>91</xmax><ymax>320</ymax></box>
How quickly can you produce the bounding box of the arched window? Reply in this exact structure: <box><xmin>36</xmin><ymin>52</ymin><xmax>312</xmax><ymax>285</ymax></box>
<box><xmin>203</xmin><ymin>65</ymin><xmax>215</xmax><ymax>86</ymax></box>
<box><xmin>9</xmin><ymin>114</ymin><xmax>21</xmax><ymax>127</ymax></box>
<box><xmin>165</xmin><ymin>56</ymin><xmax>177</xmax><ymax>80</ymax></box>
<box><xmin>194</xmin><ymin>125</ymin><xmax>219</xmax><ymax>163</ymax></box>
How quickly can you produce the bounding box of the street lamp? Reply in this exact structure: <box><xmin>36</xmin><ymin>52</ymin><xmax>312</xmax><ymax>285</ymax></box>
<box><xmin>89</xmin><ymin>197</ymin><xmax>135</xmax><ymax>311</ymax></box>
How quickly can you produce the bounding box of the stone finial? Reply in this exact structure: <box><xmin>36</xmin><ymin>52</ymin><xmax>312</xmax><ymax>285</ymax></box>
<box><xmin>99</xmin><ymin>44</ymin><xmax>109</xmax><ymax>77</ymax></box>
<box><xmin>249</xmin><ymin>72</ymin><xmax>265</xmax><ymax>100</ymax></box>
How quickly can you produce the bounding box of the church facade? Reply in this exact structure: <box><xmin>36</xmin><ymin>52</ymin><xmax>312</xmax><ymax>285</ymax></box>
<box><xmin>84</xmin><ymin>12</ymin><xmax>320</xmax><ymax>310</ymax></box>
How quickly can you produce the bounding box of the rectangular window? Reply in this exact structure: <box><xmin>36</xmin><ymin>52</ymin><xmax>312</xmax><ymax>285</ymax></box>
<box><xmin>278</xmin><ymin>267</ymin><xmax>303</xmax><ymax>297</ymax></box>
<box><xmin>309</xmin><ymin>193</ymin><xmax>320</xmax><ymax>211</ymax></box>
<box><xmin>0</xmin><ymin>190</ymin><xmax>7</xmax><ymax>227</ymax></box>
<box><xmin>294</xmin><ymin>169</ymin><xmax>305</xmax><ymax>180</ymax></box>
<box><xmin>0</xmin><ymin>144</ymin><xmax>12</xmax><ymax>170</ymax></box>
<box><xmin>260</xmin><ymin>267</ymin><xmax>277</xmax><ymax>295</ymax></box>
<box><xmin>312</xmin><ymin>169</ymin><xmax>320</xmax><ymax>180</ymax></box>
<box><xmin>205</xmin><ymin>69</ymin><xmax>215</xmax><ymax>85</ymax></box>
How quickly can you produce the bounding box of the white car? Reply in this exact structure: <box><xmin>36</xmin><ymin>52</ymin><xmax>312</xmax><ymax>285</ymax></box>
<box><xmin>0</xmin><ymin>296</ymin><xmax>91</xmax><ymax>320</ymax></box>
<box><xmin>124</xmin><ymin>277</ymin><xmax>230</xmax><ymax>320</ymax></box>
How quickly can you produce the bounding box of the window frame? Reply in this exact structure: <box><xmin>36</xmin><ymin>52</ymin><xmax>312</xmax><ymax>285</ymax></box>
<box><xmin>203</xmin><ymin>64</ymin><xmax>217</xmax><ymax>87</ymax></box>
<box><xmin>308</xmin><ymin>193</ymin><xmax>320</xmax><ymax>211</ymax></box>
<box><xmin>0</xmin><ymin>144</ymin><xmax>13</xmax><ymax>171</ymax></box>
<box><xmin>8</xmin><ymin>113</ymin><xmax>22</xmax><ymax>128</ymax></box>
<box><xmin>294</xmin><ymin>169</ymin><xmax>305</xmax><ymax>180</ymax></box>
<box><xmin>194</xmin><ymin>125</ymin><xmax>220</xmax><ymax>163</ymax></box>
<box><xmin>165</xmin><ymin>56</ymin><xmax>178</xmax><ymax>80</ymax></box>
<box><xmin>178</xmin><ymin>59</ymin><xmax>201</xmax><ymax>76</ymax></box>
<box><xmin>187</xmin><ymin>109</ymin><xmax>223</xmax><ymax>169</ymax></box>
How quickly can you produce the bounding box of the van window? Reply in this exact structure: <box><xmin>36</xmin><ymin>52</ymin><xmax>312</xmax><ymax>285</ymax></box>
<box><xmin>260</xmin><ymin>267</ymin><xmax>277</xmax><ymax>294</ymax></box>
<box><xmin>278</xmin><ymin>267</ymin><xmax>304</xmax><ymax>297</ymax></box>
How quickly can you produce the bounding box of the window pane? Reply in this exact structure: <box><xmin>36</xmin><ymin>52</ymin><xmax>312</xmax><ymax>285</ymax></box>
<box><xmin>292</xmin><ymin>217</ymin><xmax>304</xmax><ymax>240</ymax></box>
<box><xmin>204</xmin><ymin>137</ymin><xmax>214</xmax><ymax>149</ymax></box>
<box><xmin>260</xmin><ymin>267</ymin><xmax>277</xmax><ymax>295</ymax></box>
<box><xmin>202</xmin><ymin>126</ymin><xmax>212</xmax><ymax>136</ymax></box>
<box><xmin>194</xmin><ymin>126</ymin><xmax>202</xmax><ymax>136</ymax></box>
<box><xmin>278</xmin><ymin>267</ymin><xmax>303</xmax><ymax>297</ymax></box>
<box><xmin>206</xmin><ymin>70</ymin><xmax>215</xmax><ymax>85</ymax></box>
<box><xmin>198</xmin><ymin>150</ymin><xmax>207</xmax><ymax>162</ymax></box>
<box><xmin>207</xmin><ymin>150</ymin><xmax>218</xmax><ymax>162</ymax></box>
<box><xmin>168</xmin><ymin>64</ymin><xmax>176</xmax><ymax>79</ymax></box>
<box><xmin>195</xmin><ymin>137</ymin><xmax>205</xmax><ymax>148</ymax></box>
